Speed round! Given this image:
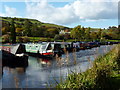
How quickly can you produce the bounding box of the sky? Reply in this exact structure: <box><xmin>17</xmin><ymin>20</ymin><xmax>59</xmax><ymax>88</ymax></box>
<box><xmin>0</xmin><ymin>0</ymin><xmax>119</xmax><ymax>28</ymax></box>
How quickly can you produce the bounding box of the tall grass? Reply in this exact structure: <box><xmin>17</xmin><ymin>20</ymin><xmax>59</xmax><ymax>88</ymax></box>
<box><xmin>56</xmin><ymin>44</ymin><xmax>120</xmax><ymax>89</ymax></box>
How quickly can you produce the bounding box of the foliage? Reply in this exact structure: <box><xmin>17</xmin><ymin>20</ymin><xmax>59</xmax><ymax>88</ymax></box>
<box><xmin>1</xmin><ymin>21</ymin><xmax>10</xmax><ymax>35</ymax></box>
<box><xmin>70</xmin><ymin>25</ymin><xmax>82</xmax><ymax>40</ymax></box>
<box><xmin>16</xmin><ymin>27</ymin><xmax>23</xmax><ymax>36</ymax></box>
<box><xmin>2</xmin><ymin>26</ymin><xmax>10</xmax><ymax>35</ymax></box>
<box><xmin>22</xmin><ymin>36</ymin><xmax>30</xmax><ymax>42</ymax></box>
<box><xmin>17</xmin><ymin>36</ymin><xmax>23</xmax><ymax>43</ymax></box>
<box><xmin>56</xmin><ymin>44</ymin><xmax>120</xmax><ymax>89</ymax></box>
<box><xmin>17</xmin><ymin>36</ymin><xmax>30</xmax><ymax>43</ymax></box>
<box><xmin>81</xmin><ymin>27</ymin><xmax>85</xmax><ymax>39</ymax></box>
<box><xmin>97</xmin><ymin>28</ymin><xmax>102</xmax><ymax>39</ymax></box>
<box><xmin>90</xmin><ymin>32</ymin><xmax>98</xmax><ymax>40</ymax></box>
<box><xmin>44</xmin><ymin>28</ymin><xmax>59</xmax><ymax>38</ymax></box>
<box><xmin>2</xmin><ymin>34</ymin><xmax>10</xmax><ymax>43</ymax></box>
<box><xmin>118</xmin><ymin>25</ymin><xmax>120</xmax><ymax>39</ymax></box>
<box><xmin>85</xmin><ymin>27</ymin><xmax>91</xmax><ymax>40</ymax></box>
<box><xmin>54</xmin><ymin>34</ymin><xmax>60</xmax><ymax>41</ymax></box>
<box><xmin>23</xmin><ymin>19</ymin><xmax>31</xmax><ymax>36</ymax></box>
<box><xmin>1</xmin><ymin>17</ymin><xmax>120</xmax><ymax>42</ymax></box>
<box><xmin>31</xmin><ymin>23</ymin><xmax>38</xmax><ymax>37</ymax></box>
<box><xmin>10</xmin><ymin>19</ymin><xmax>16</xmax><ymax>43</ymax></box>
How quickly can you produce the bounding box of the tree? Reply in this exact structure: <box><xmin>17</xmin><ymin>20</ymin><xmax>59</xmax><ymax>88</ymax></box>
<box><xmin>101</xmin><ymin>32</ymin><xmax>106</xmax><ymax>40</ymax></box>
<box><xmin>70</xmin><ymin>25</ymin><xmax>82</xmax><ymax>40</ymax></box>
<box><xmin>16</xmin><ymin>27</ymin><xmax>23</xmax><ymax>36</ymax></box>
<box><xmin>118</xmin><ymin>25</ymin><xmax>120</xmax><ymax>39</ymax></box>
<box><xmin>23</xmin><ymin>19</ymin><xmax>31</xmax><ymax>36</ymax></box>
<box><xmin>90</xmin><ymin>32</ymin><xmax>97</xmax><ymax>41</ymax></box>
<box><xmin>31</xmin><ymin>23</ymin><xmax>38</xmax><ymax>37</ymax></box>
<box><xmin>85</xmin><ymin>27</ymin><xmax>91</xmax><ymax>40</ymax></box>
<box><xmin>10</xmin><ymin>19</ymin><xmax>16</xmax><ymax>43</ymax></box>
<box><xmin>59</xmin><ymin>34</ymin><xmax>65</xmax><ymax>40</ymax></box>
<box><xmin>64</xmin><ymin>33</ymin><xmax>71</xmax><ymax>40</ymax></box>
<box><xmin>97</xmin><ymin>28</ymin><xmax>102</xmax><ymax>39</ymax></box>
<box><xmin>22</xmin><ymin>36</ymin><xmax>30</xmax><ymax>43</ymax></box>
<box><xmin>2</xmin><ymin>22</ymin><xmax>10</xmax><ymax>35</ymax></box>
<box><xmin>81</xmin><ymin>27</ymin><xmax>85</xmax><ymax>40</ymax></box>
<box><xmin>45</xmin><ymin>28</ymin><xmax>59</xmax><ymax>38</ymax></box>
<box><xmin>54</xmin><ymin>34</ymin><xmax>60</xmax><ymax>41</ymax></box>
<box><xmin>2</xmin><ymin>34</ymin><xmax>10</xmax><ymax>43</ymax></box>
<box><xmin>2</xmin><ymin>27</ymin><xmax>8</xmax><ymax>35</ymax></box>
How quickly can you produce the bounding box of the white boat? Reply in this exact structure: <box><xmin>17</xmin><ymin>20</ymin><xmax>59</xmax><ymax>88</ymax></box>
<box><xmin>25</xmin><ymin>42</ymin><xmax>62</xmax><ymax>57</ymax></box>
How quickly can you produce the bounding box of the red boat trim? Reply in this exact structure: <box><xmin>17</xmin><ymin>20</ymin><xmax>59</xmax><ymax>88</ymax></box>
<box><xmin>42</xmin><ymin>52</ymin><xmax>53</xmax><ymax>56</ymax></box>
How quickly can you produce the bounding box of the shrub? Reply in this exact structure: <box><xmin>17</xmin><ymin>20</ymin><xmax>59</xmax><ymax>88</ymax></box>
<box><xmin>2</xmin><ymin>34</ymin><xmax>10</xmax><ymax>43</ymax></box>
<box><xmin>56</xmin><ymin>44</ymin><xmax>120</xmax><ymax>89</ymax></box>
<box><xmin>22</xmin><ymin>36</ymin><xmax>30</xmax><ymax>43</ymax></box>
<box><xmin>54</xmin><ymin>35</ymin><xmax>60</xmax><ymax>41</ymax></box>
<box><xmin>17</xmin><ymin>37</ymin><xmax>23</xmax><ymax>43</ymax></box>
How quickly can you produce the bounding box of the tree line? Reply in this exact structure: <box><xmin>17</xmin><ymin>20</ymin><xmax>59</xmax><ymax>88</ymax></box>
<box><xmin>70</xmin><ymin>25</ymin><xmax>120</xmax><ymax>41</ymax></box>
<box><xmin>1</xmin><ymin>18</ymin><xmax>120</xmax><ymax>43</ymax></box>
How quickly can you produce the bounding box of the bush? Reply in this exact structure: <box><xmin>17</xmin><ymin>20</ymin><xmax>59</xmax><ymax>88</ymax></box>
<box><xmin>56</xmin><ymin>44</ymin><xmax>120</xmax><ymax>89</ymax></box>
<box><xmin>18</xmin><ymin>37</ymin><xmax>23</xmax><ymax>43</ymax></box>
<box><xmin>54</xmin><ymin>35</ymin><xmax>60</xmax><ymax>41</ymax></box>
<box><xmin>39</xmin><ymin>38</ymin><xmax>47</xmax><ymax>42</ymax></box>
<box><xmin>2</xmin><ymin>34</ymin><xmax>10</xmax><ymax>43</ymax></box>
<box><xmin>22</xmin><ymin>36</ymin><xmax>30</xmax><ymax>43</ymax></box>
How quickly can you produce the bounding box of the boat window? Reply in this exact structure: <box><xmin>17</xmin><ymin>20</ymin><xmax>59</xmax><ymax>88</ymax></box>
<box><xmin>47</xmin><ymin>44</ymin><xmax>52</xmax><ymax>50</ymax></box>
<box><xmin>51</xmin><ymin>44</ymin><xmax>54</xmax><ymax>49</ymax></box>
<box><xmin>61</xmin><ymin>44</ymin><xmax>65</xmax><ymax>48</ymax></box>
<box><xmin>54</xmin><ymin>44</ymin><xmax>61</xmax><ymax>50</ymax></box>
<box><xmin>41</xmin><ymin>45</ymin><xmax>46</xmax><ymax>50</ymax></box>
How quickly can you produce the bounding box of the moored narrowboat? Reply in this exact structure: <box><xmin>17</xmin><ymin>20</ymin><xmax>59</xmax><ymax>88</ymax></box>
<box><xmin>25</xmin><ymin>42</ymin><xmax>62</xmax><ymax>57</ymax></box>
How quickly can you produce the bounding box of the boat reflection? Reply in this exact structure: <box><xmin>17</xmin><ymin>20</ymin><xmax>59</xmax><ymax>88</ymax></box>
<box><xmin>2</xmin><ymin>60</ymin><xmax>28</xmax><ymax>75</ymax></box>
<box><xmin>15</xmin><ymin>67</ymin><xmax>26</xmax><ymax>74</ymax></box>
<box><xmin>38</xmin><ymin>58</ymin><xmax>52</xmax><ymax>67</ymax></box>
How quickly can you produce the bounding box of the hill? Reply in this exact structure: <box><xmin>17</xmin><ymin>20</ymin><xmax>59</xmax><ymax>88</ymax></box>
<box><xmin>0</xmin><ymin>16</ymin><xmax>68</xmax><ymax>29</ymax></box>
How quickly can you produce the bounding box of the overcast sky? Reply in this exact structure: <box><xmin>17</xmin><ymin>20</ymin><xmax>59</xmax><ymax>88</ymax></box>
<box><xmin>0</xmin><ymin>0</ymin><xmax>119</xmax><ymax>28</ymax></box>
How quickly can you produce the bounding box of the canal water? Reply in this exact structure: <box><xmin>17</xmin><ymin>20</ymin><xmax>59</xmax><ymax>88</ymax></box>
<box><xmin>1</xmin><ymin>45</ymin><xmax>115</xmax><ymax>88</ymax></box>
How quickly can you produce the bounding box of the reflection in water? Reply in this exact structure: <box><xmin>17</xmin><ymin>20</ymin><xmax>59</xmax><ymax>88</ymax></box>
<box><xmin>1</xmin><ymin>45</ymin><xmax>115</xmax><ymax>88</ymax></box>
<box><xmin>15</xmin><ymin>67</ymin><xmax>26</xmax><ymax>74</ymax></box>
<box><xmin>38</xmin><ymin>58</ymin><xmax>52</xmax><ymax>67</ymax></box>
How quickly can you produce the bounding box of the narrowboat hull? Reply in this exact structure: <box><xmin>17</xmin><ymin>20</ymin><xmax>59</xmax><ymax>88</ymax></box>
<box><xmin>2</xmin><ymin>50</ymin><xmax>28</xmax><ymax>68</ymax></box>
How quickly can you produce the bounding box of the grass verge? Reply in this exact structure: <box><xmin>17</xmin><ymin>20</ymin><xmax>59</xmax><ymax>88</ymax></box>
<box><xmin>56</xmin><ymin>44</ymin><xmax>120</xmax><ymax>89</ymax></box>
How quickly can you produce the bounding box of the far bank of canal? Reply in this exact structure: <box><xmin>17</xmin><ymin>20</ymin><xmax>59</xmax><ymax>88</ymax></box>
<box><xmin>1</xmin><ymin>45</ymin><xmax>115</xmax><ymax>88</ymax></box>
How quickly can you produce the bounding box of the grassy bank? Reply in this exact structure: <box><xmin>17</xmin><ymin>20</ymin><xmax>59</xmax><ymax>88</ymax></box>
<box><xmin>56</xmin><ymin>44</ymin><xmax>120</xmax><ymax>89</ymax></box>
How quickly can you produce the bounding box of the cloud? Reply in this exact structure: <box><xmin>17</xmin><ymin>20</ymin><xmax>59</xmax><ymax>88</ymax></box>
<box><xmin>4</xmin><ymin>5</ymin><xmax>18</xmax><ymax>16</ymax></box>
<box><xmin>72</xmin><ymin>1</ymin><xmax>117</xmax><ymax>19</ymax></box>
<box><xmin>0</xmin><ymin>5</ymin><xmax>22</xmax><ymax>18</ymax></box>
<box><xmin>82</xmin><ymin>0</ymin><xmax>119</xmax><ymax>2</ymax></box>
<box><xmin>25</xmin><ymin>0</ymin><xmax>118</xmax><ymax>25</ymax></box>
<box><xmin>0</xmin><ymin>13</ymin><xmax>6</xmax><ymax>16</ymax></box>
<box><xmin>25</xmin><ymin>1</ymin><xmax>80</xmax><ymax>25</ymax></box>
<box><xmin>1</xmin><ymin>0</ymin><xmax>119</xmax><ymax>2</ymax></box>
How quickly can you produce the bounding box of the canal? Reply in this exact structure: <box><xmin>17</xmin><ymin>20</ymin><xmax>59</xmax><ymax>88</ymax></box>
<box><xmin>1</xmin><ymin>45</ymin><xmax>115</xmax><ymax>88</ymax></box>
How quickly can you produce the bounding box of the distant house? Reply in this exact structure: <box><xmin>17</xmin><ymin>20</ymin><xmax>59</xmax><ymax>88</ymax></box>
<box><xmin>59</xmin><ymin>29</ymin><xmax>71</xmax><ymax>34</ymax></box>
<box><xmin>90</xmin><ymin>29</ymin><xmax>99</xmax><ymax>32</ymax></box>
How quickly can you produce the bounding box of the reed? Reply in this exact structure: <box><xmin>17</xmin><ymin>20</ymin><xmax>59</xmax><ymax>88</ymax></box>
<box><xmin>56</xmin><ymin>44</ymin><xmax>120</xmax><ymax>89</ymax></box>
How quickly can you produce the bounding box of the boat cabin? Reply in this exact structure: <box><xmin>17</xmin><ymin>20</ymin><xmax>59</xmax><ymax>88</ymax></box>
<box><xmin>25</xmin><ymin>42</ymin><xmax>62</xmax><ymax>57</ymax></box>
